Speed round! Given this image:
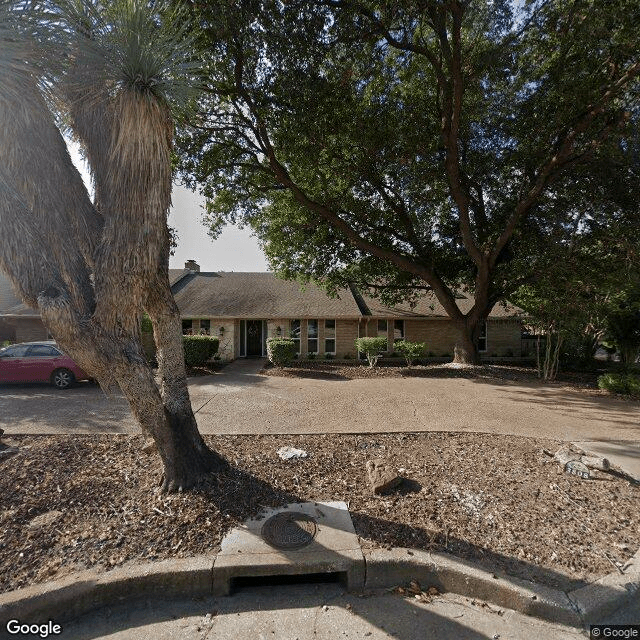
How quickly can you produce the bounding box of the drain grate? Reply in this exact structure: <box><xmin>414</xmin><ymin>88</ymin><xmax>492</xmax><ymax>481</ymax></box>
<box><xmin>261</xmin><ymin>512</ymin><xmax>318</xmax><ymax>550</ymax></box>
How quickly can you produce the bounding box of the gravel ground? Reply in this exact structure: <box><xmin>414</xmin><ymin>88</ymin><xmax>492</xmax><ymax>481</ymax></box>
<box><xmin>1</xmin><ymin>432</ymin><xmax>638</xmax><ymax>595</ymax></box>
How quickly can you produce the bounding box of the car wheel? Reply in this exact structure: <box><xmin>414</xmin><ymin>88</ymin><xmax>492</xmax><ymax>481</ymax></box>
<box><xmin>51</xmin><ymin>368</ymin><xmax>74</xmax><ymax>390</ymax></box>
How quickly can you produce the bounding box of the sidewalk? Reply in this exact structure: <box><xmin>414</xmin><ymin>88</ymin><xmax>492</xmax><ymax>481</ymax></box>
<box><xmin>59</xmin><ymin>584</ymin><xmax>591</xmax><ymax>640</ymax></box>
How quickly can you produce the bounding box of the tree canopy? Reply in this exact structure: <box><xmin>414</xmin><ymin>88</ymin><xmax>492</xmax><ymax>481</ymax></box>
<box><xmin>178</xmin><ymin>0</ymin><xmax>640</xmax><ymax>363</ymax></box>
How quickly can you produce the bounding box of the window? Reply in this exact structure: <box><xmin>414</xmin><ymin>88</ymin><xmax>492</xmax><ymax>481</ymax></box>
<box><xmin>307</xmin><ymin>319</ymin><xmax>319</xmax><ymax>354</ymax></box>
<box><xmin>291</xmin><ymin>319</ymin><xmax>301</xmax><ymax>353</ymax></box>
<box><xmin>377</xmin><ymin>319</ymin><xmax>388</xmax><ymax>350</ymax></box>
<box><xmin>182</xmin><ymin>319</ymin><xmax>193</xmax><ymax>335</ymax></box>
<box><xmin>199</xmin><ymin>319</ymin><xmax>210</xmax><ymax>335</ymax></box>
<box><xmin>0</xmin><ymin>345</ymin><xmax>30</xmax><ymax>357</ymax></box>
<box><xmin>394</xmin><ymin>320</ymin><xmax>405</xmax><ymax>341</ymax></box>
<box><xmin>28</xmin><ymin>345</ymin><xmax>60</xmax><ymax>357</ymax></box>
<box><xmin>478</xmin><ymin>321</ymin><xmax>487</xmax><ymax>352</ymax></box>
<box><xmin>324</xmin><ymin>319</ymin><xmax>336</xmax><ymax>354</ymax></box>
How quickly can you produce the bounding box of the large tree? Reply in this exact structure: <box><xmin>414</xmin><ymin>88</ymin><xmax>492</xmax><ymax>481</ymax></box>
<box><xmin>0</xmin><ymin>0</ymin><xmax>221</xmax><ymax>491</ymax></box>
<box><xmin>179</xmin><ymin>0</ymin><xmax>640</xmax><ymax>363</ymax></box>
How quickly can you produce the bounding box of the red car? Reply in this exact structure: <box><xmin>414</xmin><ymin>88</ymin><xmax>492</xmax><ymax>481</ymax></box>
<box><xmin>0</xmin><ymin>341</ymin><xmax>89</xmax><ymax>389</ymax></box>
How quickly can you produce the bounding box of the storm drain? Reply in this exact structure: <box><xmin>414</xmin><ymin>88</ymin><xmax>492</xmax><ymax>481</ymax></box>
<box><xmin>213</xmin><ymin>501</ymin><xmax>365</xmax><ymax>596</ymax></box>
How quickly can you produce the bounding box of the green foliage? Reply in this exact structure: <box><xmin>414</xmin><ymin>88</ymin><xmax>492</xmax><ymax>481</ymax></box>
<box><xmin>324</xmin><ymin>353</ymin><xmax>334</xmax><ymax>360</ymax></box>
<box><xmin>604</xmin><ymin>294</ymin><xmax>640</xmax><ymax>369</ymax></box>
<box><xmin>177</xmin><ymin>0</ymin><xmax>640</xmax><ymax>368</ymax></box>
<box><xmin>182</xmin><ymin>335</ymin><xmax>219</xmax><ymax>366</ymax></box>
<box><xmin>598</xmin><ymin>373</ymin><xmax>640</xmax><ymax>398</ymax></box>
<box><xmin>266</xmin><ymin>338</ymin><xmax>297</xmax><ymax>367</ymax></box>
<box><xmin>307</xmin><ymin>352</ymin><xmax>316</xmax><ymax>360</ymax></box>
<box><xmin>394</xmin><ymin>341</ymin><xmax>427</xmax><ymax>367</ymax></box>
<box><xmin>1</xmin><ymin>340</ymin><xmax>12</xmax><ymax>348</ymax></box>
<box><xmin>141</xmin><ymin>313</ymin><xmax>153</xmax><ymax>334</ymax></box>
<box><xmin>354</xmin><ymin>336</ymin><xmax>388</xmax><ymax>368</ymax></box>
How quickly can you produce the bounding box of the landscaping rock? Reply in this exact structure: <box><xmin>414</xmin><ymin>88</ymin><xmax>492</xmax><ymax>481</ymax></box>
<box><xmin>277</xmin><ymin>446</ymin><xmax>308</xmax><ymax>460</ymax></box>
<box><xmin>27</xmin><ymin>510</ymin><xmax>63</xmax><ymax>530</ymax></box>
<box><xmin>366</xmin><ymin>459</ymin><xmax>403</xmax><ymax>494</ymax></box>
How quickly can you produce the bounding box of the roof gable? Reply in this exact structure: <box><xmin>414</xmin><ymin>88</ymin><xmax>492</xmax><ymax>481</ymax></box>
<box><xmin>172</xmin><ymin>272</ymin><xmax>363</xmax><ymax>318</ymax></box>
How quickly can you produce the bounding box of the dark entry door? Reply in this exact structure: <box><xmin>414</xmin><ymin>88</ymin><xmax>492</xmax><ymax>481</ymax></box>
<box><xmin>246</xmin><ymin>320</ymin><xmax>263</xmax><ymax>356</ymax></box>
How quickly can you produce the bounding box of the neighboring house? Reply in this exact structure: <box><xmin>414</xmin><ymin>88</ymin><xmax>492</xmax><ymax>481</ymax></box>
<box><xmin>169</xmin><ymin>261</ymin><xmax>523</xmax><ymax>361</ymax></box>
<box><xmin>1</xmin><ymin>262</ymin><xmax>523</xmax><ymax>359</ymax></box>
<box><xmin>0</xmin><ymin>272</ymin><xmax>49</xmax><ymax>343</ymax></box>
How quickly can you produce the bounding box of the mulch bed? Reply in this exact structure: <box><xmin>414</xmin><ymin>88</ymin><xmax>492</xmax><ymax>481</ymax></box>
<box><xmin>1</xmin><ymin>432</ymin><xmax>638</xmax><ymax>595</ymax></box>
<box><xmin>262</xmin><ymin>361</ymin><xmax>631</xmax><ymax>398</ymax></box>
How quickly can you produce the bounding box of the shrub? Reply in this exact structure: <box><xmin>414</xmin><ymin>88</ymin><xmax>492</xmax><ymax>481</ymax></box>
<box><xmin>266</xmin><ymin>338</ymin><xmax>297</xmax><ymax>366</ymax></box>
<box><xmin>343</xmin><ymin>353</ymin><xmax>352</xmax><ymax>359</ymax></box>
<box><xmin>324</xmin><ymin>353</ymin><xmax>334</xmax><ymax>360</ymax></box>
<box><xmin>183</xmin><ymin>335</ymin><xmax>219</xmax><ymax>366</ymax></box>
<box><xmin>354</xmin><ymin>336</ymin><xmax>388</xmax><ymax>368</ymax></box>
<box><xmin>141</xmin><ymin>313</ymin><xmax>153</xmax><ymax>334</ymax></box>
<box><xmin>307</xmin><ymin>352</ymin><xmax>316</xmax><ymax>360</ymax></box>
<box><xmin>598</xmin><ymin>372</ymin><xmax>640</xmax><ymax>398</ymax></box>
<box><xmin>394</xmin><ymin>340</ymin><xmax>427</xmax><ymax>367</ymax></box>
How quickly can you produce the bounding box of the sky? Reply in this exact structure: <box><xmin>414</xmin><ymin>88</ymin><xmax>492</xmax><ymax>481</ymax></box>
<box><xmin>67</xmin><ymin>141</ymin><xmax>269</xmax><ymax>273</ymax></box>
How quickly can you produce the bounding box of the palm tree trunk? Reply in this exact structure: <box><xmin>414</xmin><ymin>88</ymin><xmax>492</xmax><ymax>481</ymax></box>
<box><xmin>144</xmin><ymin>266</ymin><xmax>223</xmax><ymax>491</ymax></box>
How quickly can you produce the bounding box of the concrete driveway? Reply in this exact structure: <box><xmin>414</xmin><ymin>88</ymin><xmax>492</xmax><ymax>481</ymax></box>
<box><xmin>2</xmin><ymin>359</ymin><xmax>639</xmax><ymax>445</ymax></box>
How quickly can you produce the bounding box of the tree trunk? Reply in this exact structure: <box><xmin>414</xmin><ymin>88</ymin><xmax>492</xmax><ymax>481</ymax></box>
<box><xmin>143</xmin><ymin>265</ymin><xmax>223</xmax><ymax>491</ymax></box>
<box><xmin>453</xmin><ymin>320</ymin><xmax>481</xmax><ymax>365</ymax></box>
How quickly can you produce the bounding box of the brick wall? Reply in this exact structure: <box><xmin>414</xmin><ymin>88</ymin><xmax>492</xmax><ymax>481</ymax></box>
<box><xmin>209</xmin><ymin>319</ymin><xmax>235</xmax><ymax>360</ymax></box>
<box><xmin>336</xmin><ymin>319</ymin><xmax>359</xmax><ymax>358</ymax></box>
<box><xmin>486</xmin><ymin>319</ymin><xmax>522</xmax><ymax>357</ymax></box>
<box><xmin>402</xmin><ymin>317</ymin><xmax>521</xmax><ymax>356</ymax></box>
<box><xmin>14</xmin><ymin>319</ymin><xmax>49</xmax><ymax>343</ymax></box>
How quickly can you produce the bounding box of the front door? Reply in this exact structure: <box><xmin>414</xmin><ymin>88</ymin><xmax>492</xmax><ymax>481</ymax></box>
<box><xmin>246</xmin><ymin>320</ymin><xmax>263</xmax><ymax>357</ymax></box>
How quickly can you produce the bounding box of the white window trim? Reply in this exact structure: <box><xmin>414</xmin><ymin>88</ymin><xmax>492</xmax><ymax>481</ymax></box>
<box><xmin>478</xmin><ymin>321</ymin><xmax>488</xmax><ymax>353</ymax></box>
<box><xmin>324</xmin><ymin>319</ymin><xmax>336</xmax><ymax>354</ymax></box>
<box><xmin>291</xmin><ymin>319</ymin><xmax>301</xmax><ymax>355</ymax></box>
<box><xmin>307</xmin><ymin>319</ymin><xmax>319</xmax><ymax>355</ymax></box>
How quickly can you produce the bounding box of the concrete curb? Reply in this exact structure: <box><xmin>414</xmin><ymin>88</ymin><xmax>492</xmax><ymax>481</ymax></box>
<box><xmin>1</xmin><ymin>547</ymin><xmax>637</xmax><ymax>630</ymax></box>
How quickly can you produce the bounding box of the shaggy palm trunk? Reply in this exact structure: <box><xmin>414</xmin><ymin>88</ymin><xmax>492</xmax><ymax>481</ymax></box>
<box><xmin>144</xmin><ymin>264</ymin><xmax>223</xmax><ymax>491</ymax></box>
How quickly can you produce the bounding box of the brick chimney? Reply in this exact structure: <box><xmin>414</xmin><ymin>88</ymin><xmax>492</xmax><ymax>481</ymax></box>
<box><xmin>185</xmin><ymin>260</ymin><xmax>200</xmax><ymax>272</ymax></box>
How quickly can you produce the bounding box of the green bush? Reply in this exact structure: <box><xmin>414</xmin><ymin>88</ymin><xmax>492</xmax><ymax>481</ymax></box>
<box><xmin>355</xmin><ymin>336</ymin><xmax>388</xmax><ymax>368</ymax></box>
<box><xmin>598</xmin><ymin>372</ymin><xmax>640</xmax><ymax>398</ymax></box>
<box><xmin>182</xmin><ymin>335</ymin><xmax>219</xmax><ymax>366</ymax></box>
<box><xmin>324</xmin><ymin>353</ymin><xmax>334</xmax><ymax>360</ymax></box>
<box><xmin>267</xmin><ymin>338</ymin><xmax>297</xmax><ymax>366</ymax></box>
<box><xmin>307</xmin><ymin>352</ymin><xmax>316</xmax><ymax>360</ymax></box>
<box><xmin>394</xmin><ymin>340</ymin><xmax>427</xmax><ymax>367</ymax></box>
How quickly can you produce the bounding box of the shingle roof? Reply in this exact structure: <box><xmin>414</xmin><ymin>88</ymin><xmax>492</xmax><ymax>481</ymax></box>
<box><xmin>0</xmin><ymin>272</ymin><xmax>22</xmax><ymax>314</ymax></box>
<box><xmin>172</xmin><ymin>272</ymin><xmax>363</xmax><ymax>318</ymax></box>
<box><xmin>169</xmin><ymin>268</ymin><xmax>191</xmax><ymax>287</ymax></box>
<box><xmin>358</xmin><ymin>290</ymin><xmax>522</xmax><ymax>319</ymax></box>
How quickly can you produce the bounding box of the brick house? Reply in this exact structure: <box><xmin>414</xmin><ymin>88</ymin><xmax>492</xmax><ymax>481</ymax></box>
<box><xmin>0</xmin><ymin>272</ymin><xmax>49</xmax><ymax>343</ymax></box>
<box><xmin>1</xmin><ymin>263</ymin><xmax>523</xmax><ymax>358</ymax></box>
<box><xmin>170</xmin><ymin>262</ymin><xmax>523</xmax><ymax>361</ymax></box>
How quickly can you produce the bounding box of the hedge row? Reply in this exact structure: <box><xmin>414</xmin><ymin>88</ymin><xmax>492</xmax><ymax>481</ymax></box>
<box><xmin>183</xmin><ymin>335</ymin><xmax>219</xmax><ymax>366</ymax></box>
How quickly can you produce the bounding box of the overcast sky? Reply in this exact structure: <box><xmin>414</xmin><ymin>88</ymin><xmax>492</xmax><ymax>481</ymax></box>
<box><xmin>67</xmin><ymin>141</ymin><xmax>269</xmax><ymax>273</ymax></box>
